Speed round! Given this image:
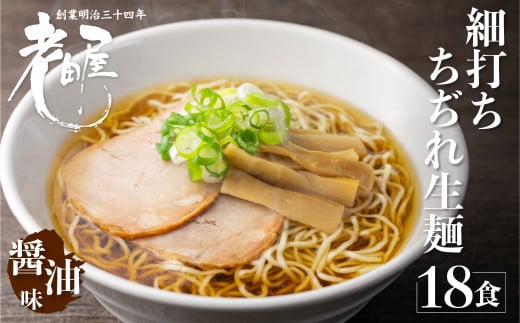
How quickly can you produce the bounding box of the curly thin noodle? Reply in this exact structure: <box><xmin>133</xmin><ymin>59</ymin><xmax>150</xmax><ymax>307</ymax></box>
<box><xmin>55</xmin><ymin>79</ymin><xmax>415</xmax><ymax>297</ymax></box>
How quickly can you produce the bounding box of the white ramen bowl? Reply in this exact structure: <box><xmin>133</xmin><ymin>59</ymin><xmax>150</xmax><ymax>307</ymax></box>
<box><xmin>1</xmin><ymin>19</ymin><xmax>468</xmax><ymax>323</ymax></box>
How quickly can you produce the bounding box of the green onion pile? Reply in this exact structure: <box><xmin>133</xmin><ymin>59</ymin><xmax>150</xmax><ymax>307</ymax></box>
<box><xmin>156</xmin><ymin>83</ymin><xmax>290</xmax><ymax>182</ymax></box>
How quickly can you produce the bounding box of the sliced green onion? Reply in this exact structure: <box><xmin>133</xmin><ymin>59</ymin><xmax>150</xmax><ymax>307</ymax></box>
<box><xmin>205</xmin><ymin>154</ymin><xmax>229</xmax><ymax>178</ymax></box>
<box><xmin>228</xmin><ymin>102</ymin><xmax>250</xmax><ymax>119</ymax></box>
<box><xmin>196</xmin><ymin>125</ymin><xmax>215</xmax><ymax>142</ymax></box>
<box><xmin>249</xmin><ymin>109</ymin><xmax>270</xmax><ymax>129</ymax></box>
<box><xmin>166</xmin><ymin>112</ymin><xmax>195</xmax><ymax>126</ymax></box>
<box><xmin>229</xmin><ymin>103</ymin><xmax>250</xmax><ymax>130</ymax></box>
<box><xmin>215</xmin><ymin>125</ymin><xmax>234</xmax><ymax>140</ymax></box>
<box><xmin>161</xmin><ymin>123</ymin><xmax>170</xmax><ymax>136</ymax></box>
<box><xmin>157</xmin><ymin>83</ymin><xmax>292</xmax><ymax>182</ymax></box>
<box><xmin>198</xmin><ymin>88</ymin><xmax>216</xmax><ymax>106</ymax></box>
<box><xmin>206</xmin><ymin>110</ymin><xmax>234</xmax><ymax>132</ymax></box>
<box><xmin>259</xmin><ymin>129</ymin><xmax>284</xmax><ymax>145</ymax></box>
<box><xmin>236</xmin><ymin>129</ymin><xmax>259</xmax><ymax>155</ymax></box>
<box><xmin>155</xmin><ymin>143</ymin><xmax>171</xmax><ymax>161</ymax></box>
<box><xmin>192</xmin><ymin>86</ymin><xmax>225</xmax><ymax>109</ymax></box>
<box><xmin>218</xmin><ymin>135</ymin><xmax>237</xmax><ymax>147</ymax></box>
<box><xmin>245</xmin><ymin>92</ymin><xmax>279</xmax><ymax>108</ymax></box>
<box><xmin>175</xmin><ymin>126</ymin><xmax>202</xmax><ymax>159</ymax></box>
<box><xmin>196</xmin><ymin>142</ymin><xmax>222</xmax><ymax>166</ymax></box>
<box><xmin>191</xmin><ymin>85</ymin><xmax>199</xmax><ymax>103</ymax></box>
<box><xmin>184</xmin><ymin>102</ymin><xmax>204</xmax><ymax>115</ymax></box>
<box><xmin>216</xmin><ymin>87</ymin><xmax>237</xmax><ymax>97</ymax></box>
<box><xmin>156</xmin><ymin>134</ymin><xmax>173</xmax><ymax>160</ymax></box>
<box><xmin>187</xmin><ymin>159</ymin><xmax>203</xmax><ymax>181</ymax></box>
<box><xmin>237</xmin><ymin>83</ymin><xmax>262</xmax><ymax>102</ymax></box>
<box><xmin>259</xmin><ymin>122</ymin><xmax>285</xmax><ymax>145</ymax></box>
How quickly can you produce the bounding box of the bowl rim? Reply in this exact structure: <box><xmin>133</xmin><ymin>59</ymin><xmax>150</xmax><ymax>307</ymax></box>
<box><xmin>0</xmin><ymin>18</ymin><xmax>468</xmax><ymax>310</ymax></box>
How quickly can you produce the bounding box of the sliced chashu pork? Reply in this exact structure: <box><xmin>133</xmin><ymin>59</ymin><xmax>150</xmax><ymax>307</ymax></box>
<box><xmin>135</xmin><ymin>194</ymin><xmax>284</xmax><ymax>269</ymax></box>
<box><xmin>58</xmin><ymin>105</ymin><xmax>221</xmax><ymax>239</ymax></box>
